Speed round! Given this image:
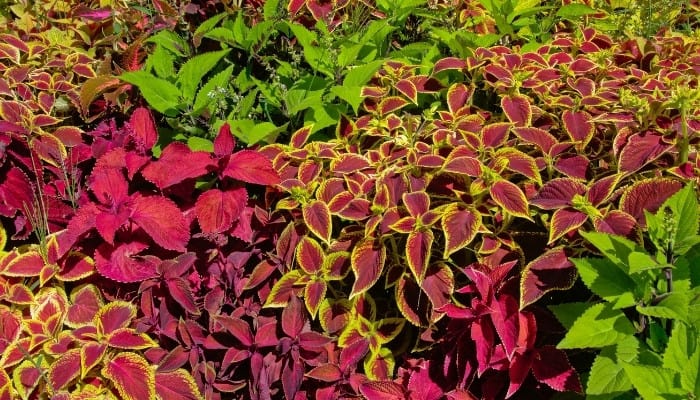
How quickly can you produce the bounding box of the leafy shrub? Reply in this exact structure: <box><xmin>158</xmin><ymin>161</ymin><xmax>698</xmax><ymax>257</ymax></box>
<box><xmin>552</xmin><ymin>183</ymin><xmax>700</xmax><ymax>398</ymax></box>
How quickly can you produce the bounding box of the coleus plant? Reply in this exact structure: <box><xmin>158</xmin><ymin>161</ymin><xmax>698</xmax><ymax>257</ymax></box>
<box><xmin>0</xmin><ymin>225</ymin><xmax>203</xmax><ymax>400</ymax></box>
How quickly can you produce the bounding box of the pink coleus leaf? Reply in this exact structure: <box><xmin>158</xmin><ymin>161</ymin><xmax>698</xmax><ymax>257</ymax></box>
<box><xmin>520</xmin><ymin>247</ymin><xmax>577</xmax><ymax>309</ymax></box>
<box><xmin>48</xmin><ymin>349</ymin><xmax>81</xmax><ymax>391</ymax></box>
<box><xmin>303</xmin><ymin>200</ymin><xmax>332</xmax><ymax>243</ymax></box>
<box><xmin>101</xmin><ymin>352</ymin><xmax>156</xmax><ymax>400</ymax></box>
<box><xmin>130</xmin><ymin>194</ymin><xmax>189</xmax><ymax>251</ymax></box>
<box><xmin>586</xmin><ymin>173</ymin><xmax>622</xmax><ymax>206</ymax></box>
<box><xmin>403</xmin><ymin>191</ymin><xmax>430</xmax><ymax>217</ymax></box>
<box><xmin>507</xmin><ymin>351</ymin><xmax>534</xmax><ymax>398</ymax></box>
<box><xmin>501</xmin><ymin>94</ymin><xmax>532</xmax><ymax>127</ymax></box>
<box><xmin>128</xmin><ymin>107</ymin><xmax>158</xmax><ymax>151</ymax></box>
<box><xmin>166</xmin><ymin>278</ymin><xmax>199</xmax><ymax>315</ymax></box>
<box><xmin>95</xmin><ymin>301</ymin><xmax>136</xmax><ymax>336</ymax></box>
<box><xmin>532</xmin><ymin>346</ymin><xmax>582</xmax><ymax>393</ymax></box>
<box><xmin>223</xmin><ymin>150</ymin><xmax>280</xmax><ymax>185</ymax></box>
<box><xmin>304</xmin><ymin>280</ymin><xmax>327</xmax><ymax>318</ymax></box>
<box><xmin>66</xmin><ymin>284</ymin><xmax>102</xmax><ymax>328</ymax></box>
<box><xmin>107</xmin><ymin>328</ymin><xmax>157</xmax><ymax>349</ymax></box>
<box><xmin>472</xmin><ymin>320</ymin><xmax>496</xmax><ymax>376</ymax></box>
<box><xmin>491</xmin><ymin>294</ymin><xmax>520</xmax><ymax>360</ymax></box>
<box><xmin>282</xmin><ymin>296</ymin><xmax>306</xmax><ymax>339</ymax></box>
<box><xmin>195</xmin><ymin>187</ymin><xmax>247</xmax><ymax>233</ymax></box>
<box><xmin>350</xmin><ymin>239</ymin><xmax>386</xmax><ymax>297</ymax></box>
<box><xmin>141</xmin><ymin>142</ymin><xmax>213</xmax><ymax>189</ymax></box>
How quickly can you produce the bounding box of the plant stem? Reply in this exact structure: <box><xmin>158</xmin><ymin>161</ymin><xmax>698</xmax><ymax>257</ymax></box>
<box><xmin>678</xmin><ymin>104</ymin><xmax>690</xmax><ymax>165</ymax></box>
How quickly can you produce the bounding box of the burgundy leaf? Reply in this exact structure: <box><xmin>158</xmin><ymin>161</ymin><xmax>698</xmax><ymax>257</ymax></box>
<box><xmin>520</xmin><ymin>247</ymin><xmax>577</xmax><ymax>309</ymax></box>
<box><xmin>507</xmin><ymin>351</ymin><xmax>534</xmax><ymax>398</ymax></box>
<box><xmin>302</xmin><ymin>200</ymin><xmax>332</xmax><ymax>243</ymax></box>
<box><xmin>562</xmin><ymin>110</ymin><xmax>594</xmax><ymax>148</ymax></box>
<box><xmin>532</xmin><ymin>346</ymin><xmax>582</xmax><ymax>393</ymax></box>
<box><xmin>530</xmin><ymin>178</ymin><xmax>586</xmax><ymax>210</ymax></box>
<box><xmin>359</xmin><ymin>381</ymin><xmax>405</xmax><ymax>400</ymax></box>
<box><xmin>502</xmin><ymin>94</ymin><xmax>531</xmax><ymax>127</ymax></box>
<box><xmin>472</xmin><ymin>320</ymin><xmax>495</xmax><ymax>376</ymax></box>
<box><xmin>406</xmin><ymin>230</ymin><xmax>433</xmax><ymax>283</ymax></box>
<box><xmin>403</xmin><ymin>192</ymin><xmax>430</xmax><ymax>217</ymax></box>
<box><xmin>94</xmin><ymin>242</ymin><xmax>158</xmax><ymax>283</ymax></box>
<box><xmin>223</xmin><ymin>150</ymin><xmax>280</xmax><ymax>185</ymax></box>
<box><xmin>549</xmin><ymin>208</ymin><xmax>588</xmax><ymax>244</ymax></box>
<box><xmin>490</xmin><ymin>180</ymin><xmax>530</xmax><ymax>219</ymax></box>
<box><xmin>512</xmin><ymin>127</ymin><xmax>557</xmax><ymax>154</ymax></box>
<box><xmin>618</xmin><ymin>132</ymin><xmax>671</xmax><ymax>173</ymax></box>
<box><xmin>491</xmin><ymin>295</ymin><xmax>520</xmax><ymax>360</ymax></box>
<box><xmin>306</xmin><ymin>364</ymin><xmax>342</xmax><ymax>382</ymax></box>
<box><xmin>350</xmin><ymin>239</ymin><xmax>386</xmax><ymax>297</ymax></box>
<box><xmin>282</xmin><ymin>296</ymin><xmax>306</xmax><ymax>339</ymax></box>
<box><xmin>619</xmin><ymin>178</ymin><xmax>682</xmax><ymax>226</ymax></box>
<box><xmin>594</xmin><ymin>210</ymin><xmax>638</xmax><ymax>239</ymax></box>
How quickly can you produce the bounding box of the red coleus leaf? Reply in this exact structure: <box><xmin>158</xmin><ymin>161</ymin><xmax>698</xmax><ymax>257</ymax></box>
<box><xmin>442</xmin><ymin>204</ymin><xmax>481</xmax><ymax>257</ymax></box>
<box><xmin>403</xmin><ymin>191</ymin><xmax>430</xmax><ymax>217</ymax></box>
<box><xmin>512</xmin><ymin>127</ymin><xmax>557</xmax><ymax>154</ymax></box>
<box><xmin>287</xmin><ymin>0</ymin><xmax>305</xmax><ymax>14</ymax></box>
<box><xmin>94</xmin><ymin>241</ymin><xmax>159</xmax><ymax>283</ymax></box>
<box><xmin>129</xmin><ymin>107</ymin><xmax>157</xmax><ymax>151</ymax></box>
<box><xmin>0</xmin><ymin>308</ymin><xmax>21</xmax><ymax>353</ymax></box>
<box><xmin>532</xmin><ymin>346</ymin><xmax>582</xmax><ymax>393</ymax></box>
<box><xmin>562</xmin><ymin>110</ymin><xmax>594</xmax><ymax>148</ymax></box>
<box><xmin>282</xmin><ymin>296</ymin><xmax>306</xmax><ymax>338</ymax></box>
<box><xmin>593</xmin><ymin>210</ymin><xmax>638</xmax><ymax>239</ymax></box>
<box><xmin>350</xmin><ymin>239</ymin><xmax>386</xmax><ymax>298</ymax></box>
<box><xmin>3</xmin><ymin>250</ymin><xmax>43</xmax><ymax>277</ymax></box>
<box><xmin>520</xmin><ymin>247</ymin><xmax>577</xmax><ymax>309</ymax></box>
<box><xmin>507</xmin><ymin>351</ymin><xmax>535</xmax><ymax>398</ymax></box>
<box><xmin>442</xmin><ymin>156</ymin><xmax>483</xmax><ymax>176</ymax></box>
<box><xmin>214</xmin><ymin>122</ymin><xmax>236</xmax><ymax>157</ymax></box>
<box><xmin>130</xmin><ymin>194</ymin><xmax>189</xmax><ymax>252</ymax></box>
<box><xmin>406</xmin><ymin>230</ymin><xmax>433</xmax><ymax>283</ymax></box>
<box><xmin>155</xmin><ymin>369</ymin><xmax>204</xmax><ymax>400</ymax></box>
<box><xmin>434</xmin><ymin>57</ymin><xmax>467</xmax><ymax>73</ymax></box>
<box><xmin>549</xmin><ymin>208</ymin><xmax>588</xmax><ymax>244</ymax></box>
<box><xmin>223</xmin><ymin>150</ymin><xmax>280</xmax><ymax>185</ymax></box>
<box><xmin>447</xmin><ymin>83</ymin><xmax>472</xmax><ymax>113</ymax></box>
<box><xmin>530</xmin><ymin>178</ymin><xmax>587</xmax><ymax>209</ymax></box>
<box><xmin>472</xmin><ymin>320</ymin><xmax>496</xmax><ymax>376</ymax></box>
<box><xmin>306</xmin><ymin>364</ymin><xmax>343</xmax><ymax>382</ymax></box>
<box><xmin>619</xmin><ymin>178</ymin><xmax>682</xmax><ymax>227</ymax></box>
<box><xmin>491</xmin><ymin>294</ymin><xmax>521</xmax><ymax>360</ymax></box>
<box><xmin>195</xmin><ymin>187</ymin><xmax>247</xmax><ymax>233</ymax></box>
<box><xmin>56</xmin><ymin>251</ymin><xmax>95</xmax><ymax>281</ymax></box>
<box><xmin>48</xmin><ymin>349</ymin><xmax>81</xmax><ymax>392</ymax></box>
<box><xmin>396</xmin><ymin>275</ymin><xmax>430</xmax><ymax>327</ymax></box>
<box><xmin>167</xmin><ymin>278</ymin><xmax>199</xmax><ymax>315</ymax></box>
<box><xmin>360</xmin><ymin>381</ymin><xmax>405</xmax><ymax>400</ymax></box>
<box><xmin>303</xmin><ymin>200</ymin><xmax>332</xmax><ymax>243</ymax></box>
<box><xmin>305</xmin><ymin>280</ymin><xmax>327</xmax><ymax>318</ymax></box>
<box><xmin>586</xmin><ymin>173</ymin><xmax>622</xmax><ymax>206</ymax></box>
<box><xmin>81</xmin><ymin>342</ymin><xmax>107</xmax><ymax>377</ymax></box>
<box><xmin>501</xmin><ymin>94</ymin><xmax>531</xmax><ymax>127</ymax></box>
<box><xmin>101</xmin><ymin>352</ymin><xmax>156</xmax><ymax>400</ymax></box>
<box><xmin>141</xmin><ymin>142</ymin><xmax>213</xmax><ymax>189</ymax></box>
<box><xmin>490</xmin><ymin>180</ymin><xmax>530</xmax><ymax>219</ymax></box>
<box><xmin>297</xmin><ymin>236</ymin><xmax>324</xmax><ymax>275</ymax></box>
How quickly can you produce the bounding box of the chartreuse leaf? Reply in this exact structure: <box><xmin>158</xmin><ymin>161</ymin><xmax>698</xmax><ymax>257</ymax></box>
<box><xmin>622</xmin><ymin>363</ymin><xmax>686</xmax><ymax>399</ymax></box>
<box><xmin>0</xmin><ymin>222</ymin><xmax>6</xmax><ymax>256</ymax></box>
<box><xmin>580</xmin><ymin>231</ymin><xmax>654</xmax><ymax>274</ymax></box>
<box><xmin>558</xmin><ymin>303</ymin><xmax>635</xmax><ymax>349</ymax></box>
<box><xmin>148</xmin><ymin>44</ymin><xmax>176</xmax><ymax>79</ymax></box>
<box><xmin>585</xmin><ymin>336</ymin><xmax>637</xmax><ymax>396</ymax></box>
<box><xmin>119</xmin><ymin>71</ymin><xmax>181</xmax><ymax>117</ymax></box>
<box><xmin>548</xmin><ymin>302</ymin><xmax>589</xmax><ymax>330</ymax></box>
<box><xmin>637</xmin><ymin>291</ymin><xmax>690</xmax><ymax>323</ymax></box>
<box><xmin>176</xmin><ymin>49</ymin><xmax>230</xmax><ymax>102</ymax></box>
<box><xmin>572</xmin><ymin>257</ymin><xmax>638</xmax><ymax>309</ymax></box>
<box><xmin>265</xmin><ymin>269</ymin><xmax>304</xmax><ymax>308</ymax></box>
<box><xmin>662</xmin><ymin>322</ymin><xmax>697</xmax><ymax>373</ymax></box>
<box><xmin>658</xmin><ymin>183</ymin><xmax>700</xmax><ymax>256</ymax></box>
<box><xmin>192</xmin><ymin>65</ymin><xmax>234</xmax><ymax>116</ymax></box>
<box><xmin>556</xmin><ymin>3</ymin><xmax>596</xmax><ymax>19</ymax></box>
<box><xmin>680</xmin><ymin>343</ymin><xmax>700</xmax><ymax>396</ymax></box>
<box><xmin>364</xmin><ymin>347</ymin><xmax>395</xmax><ymax>382</ymax></box>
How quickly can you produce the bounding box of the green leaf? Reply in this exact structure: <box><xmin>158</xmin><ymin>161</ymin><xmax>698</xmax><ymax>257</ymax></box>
<box><xmin>263</xmin><ymin>0</ymin><xmax>280</xmax><ymax>19</ymax></box>
<box><xmin>119</xmin><ymin>71</ymin><xmax>181</xmax><ymax>117</ymax></box>
<box><xmin>637</xmin><ymin>291</ymin><xmax>690</xmax><ymax>322</ymax></box>
<box><xmin>285</xmin><ymin>75</ymin><xmax>329</xmax><ymax>115</ymax></box>
<box><xmin>176</xmin><ymin>49</ymin><xmax>230</xmax><ymax>101</ymax></box>
<box><xmin>558</xmin><ymin>303</ymin><xmax>635</xmax><ymax>349</ymax></box>
<box><xmin>622</xmin><ymin>363</ymin><xmax>686</xmax><ymax>399</ymax></box>
<box><xmin>287</xmin><ymin>23</ymin><xmax>334</xmax><ymax>78</ymax></box>
<box><xmin>228</xmin><ymin>120</ymin><xmax>287</xmax><ymax>145</ymax></box>
<box><xmin>148</xmin><ymin>45</ymin><xmax>176</xmax><ymax>79</ymax></box>
<box><xmin>662</xmin><ymin>183</ymin><xmax>700</xmax><ymax>255</ymax></box>
<box><xmin>193</xmin><ymin>12</ymin><xmax>227</xmax><ymax>39</ymax></box>
<box><xmin>192</xmin><ymin>65</ymin><xmax>235</xmax><ymax>116</ymax></box>
<box><xmin>580</xmin><ymin>231</ymin><xmax>644</xmax><ymax>273</ymax></box>
<box><xmin>586</xmin><ymin>346</ymin><xmax>633</xmax><ymax>396</ymax></box>
<box><xmin>343</xmin><ymin>60</ymin><xmax>385</xmax><ymax>87</ymax></box>
<box><xmin>555</xmin><ymin>4</ymin><xmax>597</xmax><ymax>19</ymax></box>
<box><xmin>572</xmin><ymin>257</ymin><xmax>638</xmax><ymax>309</ymax></box>
<box><xmin>680</xmin><ymin>343</ymin><xmax>700</xmax><ymax>395</ymax></box>
<box><xmin>330</xmin><ymin>85</ymin><xmax>363</xmax><ymax>115</ymax></box>
<box><xmin>187</xmin><ymin>137</ymin><xmax>213</xmax><ymax>152</ymax></box>
<box><xmin>146</xmin><ymin>30</ymin><xmax>189</xmax><ymax>57</ymax></box>
<box><xmin>548</xmin><ymin>302</ymin><xmax>590</xmax><ymax>330</ymax></box>
<box><xmin>663</xmin><ymin>322</ymin><xmax>697</xmax><ymax>373</ymax></box>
